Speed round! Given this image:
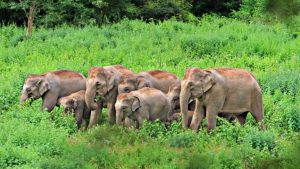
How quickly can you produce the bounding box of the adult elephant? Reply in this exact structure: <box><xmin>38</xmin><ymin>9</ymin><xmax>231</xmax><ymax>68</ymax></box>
<box><xmin>85</xmin><ymin>65</ymin><xmax>133</xmax><ymax>127</ymax></box>
<box><xmin>180</xmin><ymin>67</ymin><xmax>264</xmax><ymax>132</ymax></box>
<box><xmin>20</xmin><ymin>70</ymin><xmax>86</xmax><ymax>112</ymax></box>
<box><xmin>118</xmin><ymin>70</ymin><xmax>180</xmax><ymax>94</ymax></box>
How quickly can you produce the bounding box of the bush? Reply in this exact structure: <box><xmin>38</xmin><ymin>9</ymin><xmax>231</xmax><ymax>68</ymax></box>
<box><xmin>1</xmin><ymin>18</ymin><xmax>300</xmax><ymax>168</ymax></box>
<box><xmin>169</xmin><ymin>131</ymin><xmax>196</xmax><ymax>148</ymax></box>
<box><xmin>244</xmin><ymin>129</ymin><xmax>276</xmax><ymax>151</ymax></box>
<box><xmin>139</xmin><ymin>119</ymin><xmax>167</xmax><ymax>139</ymax></box>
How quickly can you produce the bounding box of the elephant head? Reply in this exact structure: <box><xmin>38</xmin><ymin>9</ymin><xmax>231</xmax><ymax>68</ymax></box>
<box><xmin>118</xmin><ymin>75</ymin><xmax>138</xmax><ymax>94</ymax></box>
<box><xmin>58</xmin><ymin>97</ymin><xmax>83</xmax><ymax>128</ymax></box>
<box><xmin>136</xmin><ymin>76</ymin><xmax>151</xmax><ymax>89</ymax></box>
<box><xmin>180</xmin><ymin>68</ymin><xmax>215</xmax><ymax>128</ymax></box>
<box><xmin>20</xmin><ymin>75</ymin><xmax>50</xmax><ymax>103</ymax></box>
<box><xmin>58</xmin><ymin>97</ymin><xmax>77</xmax><ymax>114</ymax></box>
<box><xmin>167</xmin><ymin>81</ymin><xmax>181</xmax><ymax>113</ymax></box>
<box><xmin>85</xmin><ymin>67</ymin><xmax>116</xmax><ymax>110</ymax></box>
<box><xmin>115</xmin><ymin>93</ymin><xmax>141</xmax><ymax>125</ymax></box>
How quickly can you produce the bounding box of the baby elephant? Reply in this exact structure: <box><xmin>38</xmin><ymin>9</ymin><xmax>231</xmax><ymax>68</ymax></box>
<box><xmin>58</xmin><ymin>90</ymin><xmax>91</xmax><ymax>129</ymax></box>
<box><xmin>115</xmin><ymin>87</ymin><xmax>171</xmax><ymax>129</ymax></box>
<box><xmin>167</xmin><ymin>111</ymin><xmax>194</xmax><ymax>125</ymax></box>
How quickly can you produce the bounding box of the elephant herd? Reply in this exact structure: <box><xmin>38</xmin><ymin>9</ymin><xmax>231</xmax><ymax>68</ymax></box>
<box><xmin>20</xmin><ymin>65</ymin><xmax>265</xmax><ymax>132</ymax></box>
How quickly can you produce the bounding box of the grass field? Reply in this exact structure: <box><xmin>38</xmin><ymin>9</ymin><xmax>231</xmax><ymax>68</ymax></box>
<box><xmin>0</xmin><ymin>16</ymin><xmax>300</xmax><ymax>168</ymax></box>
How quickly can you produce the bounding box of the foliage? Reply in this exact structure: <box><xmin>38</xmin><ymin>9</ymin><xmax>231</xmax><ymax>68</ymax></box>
<box><xmin>0</xmin><ymin>16</ymin><xmax>300</xmax><ymax>168</ymax></box>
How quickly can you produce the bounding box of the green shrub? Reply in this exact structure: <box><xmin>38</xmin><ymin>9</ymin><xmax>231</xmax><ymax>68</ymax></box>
<box><xmin>139</xmin><ymin>119</ymin><xmax>167</xmax><ymax>139</ymax></box>
<box><xmin>260</xmin><ymin>70</ymin><xmax>300</xmax><ymax>96</ymax></box>
<box><xmin>0</xmin><ymin>17</ymin><xmax>300</xmax><ymax>168</ymax></box>
<box><xmin>244</xmin><ymin>129</ymin><xmax>276</xmax><ymax>151</ymax></box>
<box><xmin>169</xmin><ymin>131</ymin><xmax>196</xmax><ymax>148</ymax></box>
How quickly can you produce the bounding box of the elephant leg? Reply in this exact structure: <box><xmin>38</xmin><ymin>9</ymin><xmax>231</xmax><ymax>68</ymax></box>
<box><xmin>136</xmin><ymin>107</ymin><xmax>150</xmax><ymax>129</ymax></box>
<box><xmin>88</xmin><ymin>102</ymin><xmax>102</xmax><ymax>128</ymax></box>
<box><xmin>250</xmin><ymin>91</ymin><xmax>265</xmax><ymax>130</ymax></box>
<box><xmin>206</xmin><ymin>105</ymin><xmax>220</xmax><ymax>132</ymax></box>
<box><xmin>236</xmin><ymin>112</ymin><xmax>248</xmax><ymax>125</ymax></box>
<box><xmin>42</xmin><ymin>92</ymin><xmax>59</xmax><ymax>112</ymax></box>
<box><xmin>190</xmin><ymin>99</ymin><xmax>205</xmax><ymax>131</ymax></box>
<box><xmin>107</xmin><ymin>102</ymin><xmax>116</xmax><ymax>125</ymax></box>
<box><xmin>81</xmin><ymin>119</ymin><xmax>88</xmax><ymax>130</ymax></box>
<box><xmin>250</xmin><ymin>106</ymin><xmax>265</xmax><ymax>130</ymax></box>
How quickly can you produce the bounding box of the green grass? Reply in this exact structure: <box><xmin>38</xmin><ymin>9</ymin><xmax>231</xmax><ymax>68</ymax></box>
<box><xmin>1</xmin><ymin>16</ymin><xmax>300</xmax><ymax>168</ymax></box>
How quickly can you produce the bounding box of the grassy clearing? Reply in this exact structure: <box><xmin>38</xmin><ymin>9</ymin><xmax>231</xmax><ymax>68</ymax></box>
<box><xmin>0</xmin><ymin>16</ymin><xmax>300</xmax><ymax>168</ymax></box>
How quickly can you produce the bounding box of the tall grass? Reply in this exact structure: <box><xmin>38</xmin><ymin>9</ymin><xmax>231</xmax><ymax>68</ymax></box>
<box><xmin>0</xmin><ymin>16</ymin><xmax>299</xmax><ymax>168</ymax></box>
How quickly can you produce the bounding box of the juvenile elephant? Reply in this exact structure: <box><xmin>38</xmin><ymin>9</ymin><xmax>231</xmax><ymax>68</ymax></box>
<box><xmin>118</xmin><ymin>70</ymin><xmax>180</xmax><ymax>94</ymax></box>
<box><xmin>58</xmin><ymin>90</ymin><xmax>91</xmax><ymax>129</ymax></box>
<box><xmin>115</xmin><ymin>87</ymin><xmax>171</xmax><ymax>129</ymax></box>
<box><xmin>167</xmin><ymin>111</ymin><xmax>194</xmax><ymax>125</ymax></box>
<box><xmin>167</xmin><ymin>81</ymin><xmax>199</xmax><ymax>114</ymax></box>
<box><xmin>20</xmin><ymin>70</ymin><xmax>86</xmax><ymax>112</ymax></box>
<box><xmin>180</xmin><ymin>68</ymin><xmax>265</xmax><ymax>132</ymax></box>
<box><xmin>85</xmin><ymin>65</ymin><xmax>133</xmax><ymax>127</ymax></box>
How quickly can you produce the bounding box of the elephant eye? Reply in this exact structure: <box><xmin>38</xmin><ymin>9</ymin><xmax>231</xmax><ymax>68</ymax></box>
<box><xmin>173</xmin><ymin>96</ymin><xmax>179</xmax><ymax>101</ymax></box>
<box><xmin>26</xmin><ymin>88</ymin><xmax>31</xmax><ymax>92</ymax></box>
<box><xmin>124</xmin><ymin>87</ymin><xmax>130</xmax><ymax>93</ymax></box>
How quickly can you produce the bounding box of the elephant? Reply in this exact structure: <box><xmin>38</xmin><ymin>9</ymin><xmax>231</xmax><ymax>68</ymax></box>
<box><xmin>85</xmin><ymin>65</ymin><xmax>134</xmax><ymax>127</ymax></box>
<box><xmin>167</xmin><ymin>81</ymin><xmax>200</xmax><ymax>114</ymax></box>
<box><xmin>118</xmin><ymin>70</ymin><xmax>180</xmax><ymax>94</ymax></box>
<box><xmin>165</xmin><ymin>76</ymin><xmax>243</xmax><ymax>126</ymax></box>
<box><xmin>167</xmin><ymin>111</ymin><xmax>194</xmax><ymax>125</ymax></box>
<box><xmin>20</xmin><ymin>70</ymin><xmax>86</xmax><ymax>112</ymax></box>
<box><xmin>166</xmin><ymin>111</ymin><xmax>245</xmax><ymax>127</ymax></box>
<box><xmin>115</xmin><ymin>87</ymin><xmax>171</xmax><ymax>129</ymax></box>
<box><xmin>180</xmin><ymin>67</ymin><xmax>265</xmax><ymax>132</ymax></box>
<box><xmin>58</xmin><ymin>90</ymin><xmax>92</xmax><ymax>129</ymax></box>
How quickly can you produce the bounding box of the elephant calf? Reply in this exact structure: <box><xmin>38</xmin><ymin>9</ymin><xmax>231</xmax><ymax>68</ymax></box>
<box><xmin>20</xmin><ymin>70</ymin><xmax>86</xmax><ymax>112</ymax></box>
<box><xmin>167</xmin><ymin>111</ymin><xmax>194</xmax><ymax>125</ymax></box>
<box><xmin>115</xmin><ymin>87</ymin><xmax>171</xmax><ymax>129</ymax></box>
<box><xmin>58</xmin><ymin>90</ymin><xmax>91</xmax><ymax>129</ymax></box>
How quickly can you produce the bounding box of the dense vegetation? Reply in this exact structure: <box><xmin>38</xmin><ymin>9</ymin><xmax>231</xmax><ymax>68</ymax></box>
<box><xmin>1</xmin><ymin>14</ymin><xmax>300</xmax><ymax>168</ymax></box>
<box><xmin>1</xmin><ymin>0</ymin><xmax>300</xmax><ymax>27</ymax></box>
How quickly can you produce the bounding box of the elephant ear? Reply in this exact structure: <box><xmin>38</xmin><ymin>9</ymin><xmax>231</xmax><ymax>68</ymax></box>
<box><xmin>131</xmin><ymin>96</ymin><xmax>141</xmax><ymax>112</ymax></box>
<box><xmin>203</xmin><ymin>70</ymin><xmax>216</xmax><ymax>93</ymax></box>
<box><xmin>137</xmin><ymin>77</ymin><xmax>150</xmax><ymax>89</ymax></box>
<box><xmin>38</xmin><ymin>79</ymin><xmax>50</xmax><ymax>95</ymax></box>
<box><xmin>106</xmin><ymin>70</ymin><xmax>116</xmax><ymax>92</ymax></box>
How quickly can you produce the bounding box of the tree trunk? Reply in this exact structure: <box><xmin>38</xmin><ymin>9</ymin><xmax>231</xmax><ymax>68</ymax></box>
<box><xmin>27</xmin><ymin>1</ymin><xmax>36</xmax><ymax>36</ymax></box>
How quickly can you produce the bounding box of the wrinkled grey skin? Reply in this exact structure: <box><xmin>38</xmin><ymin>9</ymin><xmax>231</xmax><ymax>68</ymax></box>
<box><xmin>167</xmin><ymin>81</ymin><xmax>197</xmax><ymax>114</ymax></box>
<box><xmin>167</xmin><ymin>81</ymin><xmax>181</xmax><ymax>114</ymax></box>
<box><xmin>58</xmin><ymin>90</ymin><xmax>92</xmax><ymax>129</ymax></box>
<box><xmin>167</xmin><ymin>82</ymin><xmax>244</xmax><ymax>125</ymax></box>
<box><xmin>115</xmin><ymin>87</ymin><xmax>171</xmax><ymax>129</ymax></box>
<box><xmin>118</xmin><ymin>70</ymin><xmax>180</xmax><ymax>94</ymax></box>
<box><xmin>166</xmin><ymin>112</ymin><xmax>194</xmax><ymax>125</ymax></box>
<box><xmin>85</xmin><ymin>65</ymin><xmax>133</xmax><ymax>127</ymax></box>
<box><xmin>20</xmin><ymin>70</ymin><xmax>86</xmax><ymax>112</ymax></box>
<box><xmin>180</xmin><ymin>68</ymin><xmax>265</xmax><ymax>132</ymax></box>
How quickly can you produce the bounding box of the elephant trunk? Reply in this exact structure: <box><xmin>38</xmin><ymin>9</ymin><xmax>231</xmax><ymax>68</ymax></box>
<box><xmin>20</xmin><ymin>91</ymin><xmax>28</xmax><ymax>103</ymax></box>
<box><xmin>180</xmin><ymin>82</ymin><xmax>191</xmax><ymax>129</ymax></box>
<box><xmin>75</xmin><ymin>111</ymin><xmax>83</xmax><ymax>129</ymax></box>
<box><xmin>116</xmin><ymin>110</ymin><xmax>124</xmax><ymax>126</ymax></box>
<box><xmin>85</xmin><ymin>86</ymin><xmax>98</xmax><ymax>110</ymax></box>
